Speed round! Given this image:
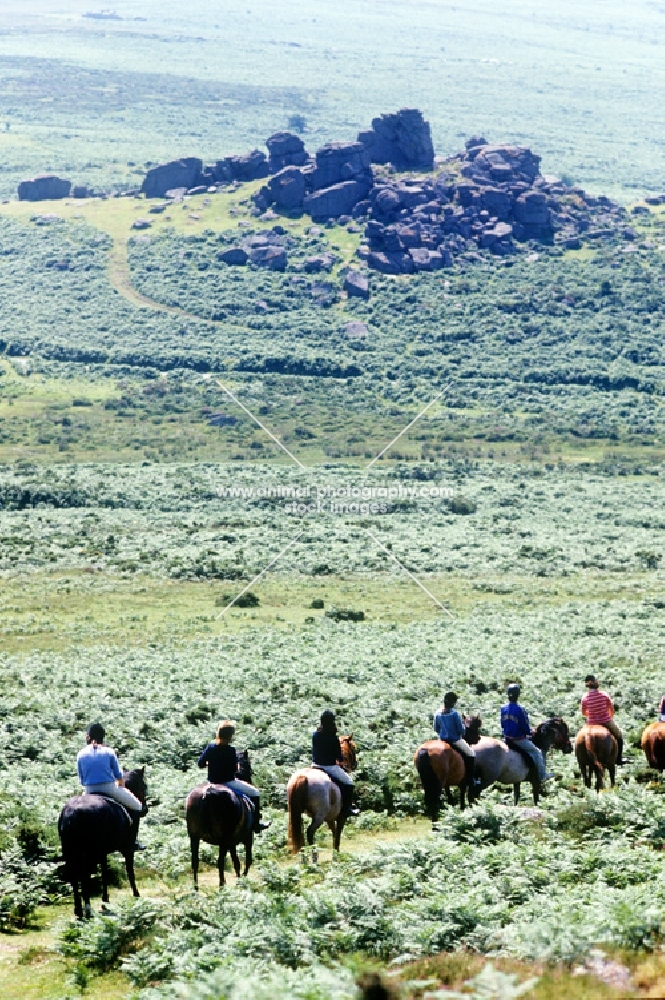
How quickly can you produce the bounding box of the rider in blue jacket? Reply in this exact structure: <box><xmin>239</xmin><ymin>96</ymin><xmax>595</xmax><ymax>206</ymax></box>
<box><xmin>500</xmin><ymin>684</ymin><xmax>553</xmax><ymax>785</ymax></box>
<box><xmin>434</xmin><ymin>692</ymin><xmax>481</xmax><ymax>796</ymax></box>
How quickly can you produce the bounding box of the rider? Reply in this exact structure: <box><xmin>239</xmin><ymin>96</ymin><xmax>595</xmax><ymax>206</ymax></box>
<box><xmin>312</xmin><ymin>710</ymin><xmax>359</xmax><ymax>818</ymax></box>
<box><xmin>77</xmin><ymin>723</ymin><xmax>147</xmax><ymax>849</ymax></box>
<box><xmin>500</xmin><ymin>684</ymin><xmax>554</xmax><ymax>786</ymax></box>
<box><xmin>659</xmin><ymin>694</ymin><xmax>665</xmax><ymax>723</ymax></box>
<box><xmin>198</xmin><ymin>720</ymin><xmax>271</xmax><ymax>832</ymax></box>
<box><xmin>581</xmin><ymin>675</ymin><xmax>626</xmax><ymax>765</ymax></box>
<box><xmin>433</xmin><ymin>692</ymin><xmax>481</xmax><ymax>796</ymax></box>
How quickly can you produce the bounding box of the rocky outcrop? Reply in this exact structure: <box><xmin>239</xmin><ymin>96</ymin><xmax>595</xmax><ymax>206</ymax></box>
<box><xmin>358</xmin><ymin>109</ymin><xmax>434</xmax><ymax>171</ymax></box>
<box><xmin>141</xmin><ymin>158</ymin><xmax>203</xmax><ymax>199</ymax></box>
<box><xmin>267</xmin><ymin>132</ymin><xmax>308</xmax><ymax>172</ymax></box>
<box><xmin>305</xmin><ymin>179</ymin><xmax>371</xmax><ymax>221</ymax></box>
<box><xmin>299</xmin><ymin>141</ymin><xmax>373</xmax><ymax>220</ymax></box>
<box><xmin>18</xmin><ymin>175</ymin><xmax>71</xmax><ymax>201</ymax></box>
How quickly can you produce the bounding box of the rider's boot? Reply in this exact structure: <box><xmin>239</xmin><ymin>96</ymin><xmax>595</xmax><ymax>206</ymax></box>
<box><xmin>252</xmin><ymin>796</ymin><xmax>271</xmax><ymax>833</ymax></box>
<box><xmin>340</xmin><ymin>784</ymin><xmax>360</xmax><ymax>818</ymax></box>
<box><xmin>464</xmin><ymin>756</ymin><xmax>482</xmax><ymax>801</ymax></box>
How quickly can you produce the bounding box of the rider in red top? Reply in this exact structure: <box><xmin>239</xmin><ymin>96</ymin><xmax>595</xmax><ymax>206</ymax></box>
<box><xmin>581</xmin><ymin>675</ymin><xmax>626</xmax><ymax>764</ymax></box>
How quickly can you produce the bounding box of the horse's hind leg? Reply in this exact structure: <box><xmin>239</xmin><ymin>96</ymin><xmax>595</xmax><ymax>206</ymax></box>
<box><xmin>306</xmin><ymin>816</ymin><xmax>324</xmax><ymax>846</ymax></box>
<box><xmin>229</xmin><ymin>845</ymin><xmax>241</xmax><ymax>879</ymax></box>
<box><xmin>513</xmin><ymin>783</ymin><xmax>520</xmax><ymax>806</ymax></box>
<box><xmin>243</xmin><ymin>837</ymin><xmax>252</xmax><ymax>877</ymax></box>
<box><xmin>72</xmin><ymin>879</ymin><xmax>83</xmax><ymax>921</ymax></box>
<box><xmin>190</xmin><ymin>835</ymin><xmax>200</xmax><ymax>890</ymax></box>
<box><xmin>100</xmin><ymin>856</ymin><xmax>110</xmax><ymax>904</ymax></box>
<box><xmin>218</xmin><ymin>847</ymin><xmax>227</xmax><ymax>887</ymax></box>
<box><xmin>81</xmin><ymin>870</ymin><xmax>92</xmax><ymax>920</ymax></box>
<box><xmin>609</xmin><ymin>764</ymin><xmax>616</xmax><ymax>789</ymax></box>
<box><xmin>125</xmin><ymin>851</ymin><xmax>139</xmax><ymax>898</ymax></box>
<box><xmin>333</xmin><ymin>814</ymin><xmax>348</xmax><ymax>852</ymax></box>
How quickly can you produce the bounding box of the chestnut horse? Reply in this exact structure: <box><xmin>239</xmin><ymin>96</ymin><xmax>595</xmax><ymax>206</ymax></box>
<box><xmin>641</xmin><ymin>722</ymin><xmax>665</xmax><ymax>772</ymax></box>
<box><xmin>473</xmin><ymin>718</ymin><xmax>572</xmax><ymax>806</ymax></box>
<box><xmin>287</xmin><ymin>736</ymin><xmax>357</xmax><ymax>853</ymax></box>
<box><xmin>575</xmin><ymin>724</ymin><xmax>617</xmax><ymax>791</ymax></box>
<box><xmin>58</xmin><ymin>767</ymin><xmax>147</xmax><ymax>920</ymax></box>
<box><xmin>414</xmin><ymin>717</ymin><xmax>483</xmax><ymax>819</ymax></box>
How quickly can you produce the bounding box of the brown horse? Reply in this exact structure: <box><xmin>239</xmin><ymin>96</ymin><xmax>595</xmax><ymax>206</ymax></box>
<box><xmin>575</xmin><ymin>724</ymin><xmax>617</xmax><ymax>791</ymax></box>
<box><xmin>186</xmin><ymin>783</ymin><xmax>254</xmax><ymax>888</ymax></box>
<box><xmin>641</xmin><ymin>722</ymin><xmax>665</xmax><ymax>772</ymax></box>
<box><xmin>287</xmin><ymin>736</ymin><xmax>357</xmax><ymax>853</ymax></box>
<box><xmin>414</xmin><ymin>716</ymin><xmax>483</xmax><ymax>819</ymax></box>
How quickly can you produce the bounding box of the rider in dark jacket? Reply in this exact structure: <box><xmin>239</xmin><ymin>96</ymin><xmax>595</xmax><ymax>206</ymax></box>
<box><xmin>312</xmin><ymin>710</ymin><xmax>359</xmax><ymax>818</ymax></box>
<box><xmin>198</xmin><ymin>720</ymin><xmax>270</xmax><ymax>832</ymax></box>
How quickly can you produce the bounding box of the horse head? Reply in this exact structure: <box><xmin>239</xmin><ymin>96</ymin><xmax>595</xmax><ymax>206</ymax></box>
<box><xmin>340</xmin><ymin>735</ymin><xmax>357</xmax><ymax>772</ymax></box>
<box><xmin>124</xmin><ymin>767</ymin><xmax>147</xmax><ymax>804</ymax></box>
<box><xmin>464</xmin><ymin>715</ymin><xmax>483</xmax><ymax>745</ymax></box>
<box><xmin>236</xmin><ymin>749</ymin><xmax>252</xmax><ymax>783</ymax></box>
<box><xmin>534</xmin><ymin>718</ymin><xmax>572</xmax><ymax>755</ymax></box>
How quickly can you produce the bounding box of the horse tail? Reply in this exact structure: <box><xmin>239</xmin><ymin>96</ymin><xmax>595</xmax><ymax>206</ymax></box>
<box><xmin>288</xmin><ymin>775</ymin><xmax>309</xmax><ymax>853</ymax></box>
<box><xmin>585</xmin><ymin>732</ymin><xmax>605</xmax><ymax>779</ymax></box>
<box><xmin>416</xmin><ymin>748</ymin><xmax>440</xmax><ymax>818</ymax></box>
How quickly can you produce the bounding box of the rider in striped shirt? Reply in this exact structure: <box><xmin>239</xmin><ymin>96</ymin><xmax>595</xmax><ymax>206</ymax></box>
<box><xmin>581</xmin><ymin>675</ymin><xmax>626</xmax><ymax>764</ymax></box>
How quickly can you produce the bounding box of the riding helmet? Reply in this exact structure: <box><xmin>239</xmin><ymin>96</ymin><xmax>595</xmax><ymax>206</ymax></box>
<box><xmin>506</xmin><ymin>683</ymin><xmax>521</xmax><ymax>700</ymax></box>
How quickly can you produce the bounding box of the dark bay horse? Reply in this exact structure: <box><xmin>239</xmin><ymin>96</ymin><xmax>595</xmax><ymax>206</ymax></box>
<box><xmin>58</xmin><ymin>767</ymin><xmax>147</xmax><ymax>920</ymax></box>
<box><xmin>414</xmin><ymin>717</ymin><xmax>482</xmax><ymax>819</ymax></box>
<box><xmin>185</xmin><ymin>749</ymin><xmax>256</xmax><ymax>888</ymax></box>
<box><xmin>473</xmin><ymin>718</ymin><xmax>572</xmax><ymax>805</ymax></box>
<box><xmin>287</xmin><ymin>736</ymin><xmax>357</xmax><ymax>853</ymax></box>
<box><xmin>575</xmin><ymin>724</ymin><xmax>617</xmax><ymax>791</ymax></box>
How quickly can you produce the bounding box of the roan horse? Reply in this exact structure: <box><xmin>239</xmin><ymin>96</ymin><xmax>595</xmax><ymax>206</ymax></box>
<box><xmin>186</xmin><ymin>750</ymin><xmax>255</xmax><ymax>888</ymax></box>
<box><xmin>473</xmin><ymin>718</ymin><xmax>572</xmax><ymax>805</ymax></box>
<box><xmin>287</xmin><ymin>735</ymin><xmax>357</xmax><ymax>853</ymax></box>
<box><xmin>575</xmin><ymin>724</ymin><xmax>617</xmax><ymax>791</ymax></box>
<box><xmin>641</xmin><ymin>722</ymin><xmax>665</xmax><ymax>773</ymax></box>
<box><xmin>414</xmin><ymin>716</ymin><xmax>483</xmax><ymax>819</ymax></box>
<box><xmin>58</xmin><ymin>767</ymin><xmax>147</xmax><ymax>920</ymax></box>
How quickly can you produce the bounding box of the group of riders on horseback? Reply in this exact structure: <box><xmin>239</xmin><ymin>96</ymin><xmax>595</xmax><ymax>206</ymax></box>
<box><xmin>60</xmin><ymin>671</ymin><xmax>660</xmax><ymax>916</ymax></box>
<box><xmin>434</xmin><ymin>673</ymin><xmax>627</xmax><ymax>802</ymax></box>
<box><xmin>72</xmin><ymin>672</ymin><xmax>628</xmax><ymax>852</ymax></box>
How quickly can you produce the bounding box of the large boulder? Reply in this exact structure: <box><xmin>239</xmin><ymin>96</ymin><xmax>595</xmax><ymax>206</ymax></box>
<box><xmin>366</xmin><ymin>250</ymin><xmax>414</xmax><ymax>275</ymax></box>
<box><xmin>358</xmin><ymin>108</ymin><xmax>434</xmax><ymax>171</ymax></box>
<box><xmin>311</xmin><ymin>141</ymin><xmax>371</xmax><ymax>191</ymax></box>
<box><xmin>344</xmin><ymin>270</ymin><xmax>370</xmax><ymax>300</ymax></box>
<box><xmin>249</xmin><ymin>245</ymin><xmax>287</xmax><ymax>270</ymax></box>
<box><xmin>268</xmin><ymin>166</ymin><xmax>306</xmax><ymax>210</ymax></box>
<box><xmin>267</xmin><ymin>132</ymin><xmax>308</xmax><ymax>172</ymax></box>
<box><xmin>141</xmin><ymin>158</ymin><xmax>203</xmax><ymax>199</ymax></box>
<box><xmin>464</xmin><ymin>145</ymin><xmax>541</xmax><ymax>185</ymax></box>
<box><xmin>304</xmin><ymin>179</ymin><xmax>371</xmax><ymax>221</ymax></box>
<box><xmin>18</xmin><ymin>175</ymin><xmax>71</xmax><ymax>201</ymax></box>
<box><xmin>217</xmin><ymin>150</ymin><xmax>269</xmax><ymax>182</ymax></box>
<box><xmin>217</xmin><ymin>247</ymin><xmax>249</xmax><ymax>266</ymax></box>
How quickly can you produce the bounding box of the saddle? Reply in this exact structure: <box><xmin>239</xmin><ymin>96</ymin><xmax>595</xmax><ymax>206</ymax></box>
<box><xmin>83</xmin><ymin>792</ymin><xmax>133</xmax><ymax>825</ymax></box>
<box><xmin>311</xmin><ymin>765</ymin><xmax>344</xmax><ymax>791</ymax></box>
<box><xmin>504</xmin><ymin>739</ymin><xmax>537</xmax><ymax>776</ymax></box>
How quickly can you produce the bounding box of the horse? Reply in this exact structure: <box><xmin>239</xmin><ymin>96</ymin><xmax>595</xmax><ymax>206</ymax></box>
<box><xmin>414</xmin><ymin>716</ymin><xmax>483</xmax><ymax>819</ymax></box>
<box><xmin>641</xmin><ymin>722</ymin><xmax>665</xmax><ymax>772</ymax></box>
<box><xmin>287</xmin><ymin>735</ymin><xmax>357</xmax><ymax>853</ymax></box>
<box><xmin>58</xmin><ymin>767</ymin><xmax>147</xmax><ymax>920</ymax></box>
<box><xmin>473</xmin><ymin>718</ymin><xmax>572</xmax><ymax>805</ymax></box>
<box><xmin>575</xmin><ymin>724</ymin><xmax>617</xmax><ymax>791</ymax></box>
<box><xmin>185</xmin><ymin>749</ymin><xmax>255</xmax><ymax>889</ymax></box>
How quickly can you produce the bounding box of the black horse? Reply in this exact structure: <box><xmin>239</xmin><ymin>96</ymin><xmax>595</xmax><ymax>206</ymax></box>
<box><xmin>185</xmin><ymin>749</ymin><xmax>255</xmax><ymax>889</ymax></box>
<box><xmin>58</xmin><ymin>767</ymin><xmax>147</xmax><ymax>919</ymax></box>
